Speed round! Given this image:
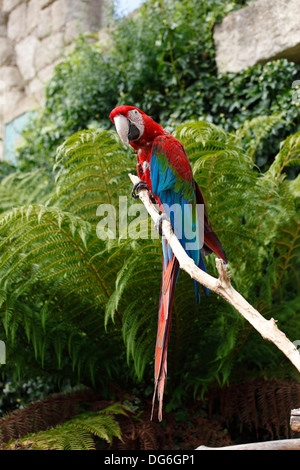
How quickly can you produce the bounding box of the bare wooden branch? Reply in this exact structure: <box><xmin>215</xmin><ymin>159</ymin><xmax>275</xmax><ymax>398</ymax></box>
<box><xmin>129</xmin><ymin>173</ymin><xmax>300</xmax><ymax>374</ymax></box>
<box><xmin>197</xmin><ymin>439</ymin><xmax>300</xmax><ymax>450</ymax></box>
<box><xmin>290</xmin><ymin>409</ymin><xmax>300</xmax><ymax>432</ymax></box>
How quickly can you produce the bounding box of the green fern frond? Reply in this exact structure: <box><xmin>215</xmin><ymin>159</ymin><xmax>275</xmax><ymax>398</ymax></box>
<box><xmin>0</xmin><ymin>170</ymin><xmax>53</xmax><ymax>215</ymax></box>
<box><xmin>234</xmin><ymin>113</ymin><xmax>286</xmax><ymax>165</ymax></box>
<box><xmin>3</xmin><ymin>402</ymin><xmax>128</xmax><ymax>450</ymax></box>
<box><xmin>174</xmin><ymin>120</ymin><xmax>228</xmax><ymax>148</ymax></box>
<box><xmin>274</xmin><ymin>217</ymin><xmax>300</xmax><ymax>296</ymax></box>
<box><xmin>289</xmin><ymin>173</ymin><xmax>300</xmax><ymax>199</ymax></box>
<box><xmin>267</xmin><ymin>131</ymin><xmax>300</xmax><ymax>183</ymax></box>
<box><xmin>0</xmin><ymin>206</ymin><xmax>125</xmax><ymax>380</ymax></box>
<box><xmin>52</xmin><ymin>128</ymin><xmax>133</xmax><ymax>225</ymax></box>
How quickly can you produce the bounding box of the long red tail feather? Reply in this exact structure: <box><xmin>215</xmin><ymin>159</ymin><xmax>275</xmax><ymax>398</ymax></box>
<box><xmin>151</xmin><ymin>254</ymin><xmax>179</xmax><ymax>421</ymax></box>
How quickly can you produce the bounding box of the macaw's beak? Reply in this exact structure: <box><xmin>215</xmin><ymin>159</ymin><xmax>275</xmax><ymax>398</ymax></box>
<box><xmin>114</xmin><ymin>114</ymin><xmax>129</xmax><ymax>146</ymax></box>
<box><xmin>128</xmin><ymin>121</ymin><xmax>140</xmax><ymax>141</ymax></box>
<box><xmin>113</xmin><ymin>114</ymin><xmax>140</xmax><ymax>146</ymax></box>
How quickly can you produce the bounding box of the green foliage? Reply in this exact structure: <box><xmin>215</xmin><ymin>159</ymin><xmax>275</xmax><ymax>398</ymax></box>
<box><xmin>205</xmin><ymin>60</ymin><xmax>300</xmax><ymax>174</ymax></box>
<box><xmin>0</xmin><ymin>130</ymin><xmax>134</xmax><ymax>389</ymax></box>
<box><xmin>2</xmin><ymin>402</ymin><xmax>128</xmax><ymax>450</ymax></box>
<box><xmin>0</xmin><ymin>376</ymin><xmax>67</xmax><ymax>416</ymax></box>
<box><xmin>0</xmin><ymin>121</ymin><xmax>299</xmax><ymax>409</ymax></box>
<box><xmin>15</xmin><ymin>0</ymin><xmax>300</xmax><ymax>175</ymax></box>
<box><xmin>0</xmin><ymin>161</ymin><xmax>16</xmax><ymax>181</ymax></box>
<box><xmin>0</xmin><ymin>170</ymin><xmax>53</xmax><ymax>215</ymax></box>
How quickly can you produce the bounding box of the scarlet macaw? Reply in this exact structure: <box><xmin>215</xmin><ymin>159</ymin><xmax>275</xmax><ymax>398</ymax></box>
<box><xmin>110</xmin><ymin>106</ymin><xmax>227</xmax><ymax>421</ymax></box>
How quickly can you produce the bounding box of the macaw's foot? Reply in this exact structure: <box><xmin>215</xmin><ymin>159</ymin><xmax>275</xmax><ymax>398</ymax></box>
<box><xmin>131</xmin><ymin>180</ymin><xmax>149</xmax><ymax>199</ymax></box>
<box><xmin>155</xmin><ymin>213</ymin><xmax>172</xmax><ymax>237</ymax></box>
<box><xmin>131</xmin><ymin>181</ymin><xmax>156</xmax><ymax>203</ymax></box>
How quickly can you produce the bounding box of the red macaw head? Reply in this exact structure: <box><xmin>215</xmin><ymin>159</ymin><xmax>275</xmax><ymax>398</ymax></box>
<box><xmin>109</xmin><ymin>105</ymin><xmax>164</xmax><ymax>149</ymax></box>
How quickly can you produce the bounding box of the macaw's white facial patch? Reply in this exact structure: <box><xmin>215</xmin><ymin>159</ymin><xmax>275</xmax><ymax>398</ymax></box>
<box><xmin>113</xmin><ymin>114</ymin><xmax>130</xmax><ymax>146</ymax></box>
<box><xmin>127</xmin><ymin>109</ymin><xmax>144</xmax><ymax>138</ymax></box>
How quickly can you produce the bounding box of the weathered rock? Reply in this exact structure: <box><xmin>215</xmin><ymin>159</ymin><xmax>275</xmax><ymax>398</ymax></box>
<box><xmin>214</xmin><ymin>0</ymin><xmax>300</xmax><ymax>73</ymax></box>
<box><xmin>37</xmin><ymin>5</ymin><xmax>52</xmax><ymax>39</ymax></box>
<box><xmin>7</xmin><ymin>2</ymin><xmax>27</xmax><ymax>42</ymax></box>
<box><xmin>0</xmin><ymin>36</ymin><xmax>14</xmax><ymax>66</ymax></box>
<box><xmin>0</xmin><ymin>80</ymin><xmax>7</xmax><ymax>109</ymax></box>
<box><xmin>2</xmin><ymin>88</ymin><xmax>24</xmax><ymax>119</ymax></box>
<box><xmin>0</xmin><ymin>10</ymin><xmax>8</xmax><ymax>36</ymax></box>
<box><xmin>51</xmin><ymin>0</ymin><xmax>67</xmax><ymax>32</ymax></box>
<box><xmin>34</xmin><ymin>32</ymin><xmax>64</xmax><ymax>70</ymax></box>
<box><xmin>1</xmin><ymin>0</ymin><xmax>105</xmax><ymax>161</ymax></box>
<box><xmin>15</xmin><ymin>35</ymin><xmax>38</xmax><ymax>81</ymax></box>
<box><xmin>26</xmin><ymin>0</ymin><xmax>42</xmax><ymax>35</ymax></box>
<box><xmin>0</xmin><ymin>65</ymin><xmax>24</xmax><ymax>89</ymax></box>
<box><xmin>27</xmin><ymin>76</ymin><xmax>45</xmax><ymax>104</ymax></box>
<box><xmin>38</xmin><ymin>60</ymin><xmax>61</xmax><ymax>84</ymax></box>
<box><xmin>2</xmin><ymin>0</ymin><xmax>23</xmax><ymax>14</ymax></box>
<box><xmin>40</xmin><ymin>0</ymin><xmax>56</xmax><ymax>9</ymax></box>
<box><xmin>63</xmin><ymin>20</ymin><xmax>80</xmax><ymax>44</ymax></box>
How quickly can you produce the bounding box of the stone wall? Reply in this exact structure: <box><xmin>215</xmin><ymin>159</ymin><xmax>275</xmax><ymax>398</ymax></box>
<box><xmin>214</xmin><ymin>0</ymin><xmax>300</xmax><ymax>73</ymax></box>
<box><xmin>0</xmin><ymin>0</ymin><xmax>105</xmax><ymax>161</ymax></box>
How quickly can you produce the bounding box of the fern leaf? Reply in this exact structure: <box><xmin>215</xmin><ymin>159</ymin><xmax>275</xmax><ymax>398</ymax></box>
<box><xmin>234</xmin><ymin>113</ymin><xmax>286</xmax><ymax>165</ymax></box>
<box><xmin>52</xmin><ymin>129</ymin><xmax>132</xmax><ymax>225</ymax></box>
<box><xmin>1</xmin><ymin>402</ymin><xmax>128</xmax><ymax>450</ymax></box>
<box><xmin>267</xmin><ymin>131</ymin><xmax>300</xmax><ymax>183</ymax></box>
<box><xmin>0</xmin><ymin>170</ymin><xmax>52</xmax><ymax>215</ymax></box>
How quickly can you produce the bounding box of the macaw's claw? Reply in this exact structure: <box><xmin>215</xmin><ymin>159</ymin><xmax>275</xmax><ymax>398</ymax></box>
<box><xmin>131</xmin><ymin>181</ymin><xmax>156</xmax><ymax>203</ymax></box>
<box><xmin>155</xmin><ymin>213</ymin><xmax>172</xmax><ymax>237</ymax></box>
<box><xmin>131</xmin><ymin>181</ymin><xmax>149</xmax><ymax>199</ymax></box>
<box><xmin>149</xmin><ymin>193</ymin><xmax>157</xmax><ymax>204</ymax></box>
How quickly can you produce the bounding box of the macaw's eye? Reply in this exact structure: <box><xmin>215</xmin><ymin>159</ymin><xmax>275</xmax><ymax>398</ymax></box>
<box><xmin>127</xmin><ymin>119</ymin><xmax>140</xmax><ymax>141</ymax></box>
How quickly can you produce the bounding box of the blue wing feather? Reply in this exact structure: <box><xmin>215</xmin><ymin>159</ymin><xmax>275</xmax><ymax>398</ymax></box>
<box><xmin>150</xmin><ymin>149</ymin><xmax>208</xmax><ymax>302</ymax></box>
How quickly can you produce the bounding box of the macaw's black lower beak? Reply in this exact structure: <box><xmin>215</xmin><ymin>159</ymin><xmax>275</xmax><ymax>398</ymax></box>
<box><xmin>127</xmin><ymin>120</ymin><xmax>140</xmax><ymax>141</ymax></box>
